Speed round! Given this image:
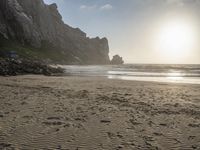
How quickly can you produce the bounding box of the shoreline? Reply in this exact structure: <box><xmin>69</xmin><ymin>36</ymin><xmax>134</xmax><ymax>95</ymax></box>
<box><xmin>61</xmin><ymin>64</ymin><xmax>200</xmax><ymax>85</ymax></box>
<box><xmin>0</xmin><ymin>75</ymin><xmax>200</xmax><ymax>149</ymax></box>
<box><xmin>1</xmin><ymin>73</ymin><xmax>200</xmax><ymax>86</ymax></box>
<box><xmin>0</xmin><ymin>74</ymin><xmax>198</xmax><ymax>85</ymax></box>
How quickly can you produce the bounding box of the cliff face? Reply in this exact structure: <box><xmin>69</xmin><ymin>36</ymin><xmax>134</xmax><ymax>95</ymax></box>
<box><xmin>0</xmin><ymin>0</ymin><xmax>110</xmax><ymax>64</ymax></box>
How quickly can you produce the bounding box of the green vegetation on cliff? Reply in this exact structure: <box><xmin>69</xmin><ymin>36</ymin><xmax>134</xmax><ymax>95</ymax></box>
<box><xmin>0</xmin><ymin>36</ymin><xmax>70</xmax><ymax>64</ymax></box>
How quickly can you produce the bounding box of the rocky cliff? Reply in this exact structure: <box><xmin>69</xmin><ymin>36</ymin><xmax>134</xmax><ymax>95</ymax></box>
<box><xmin>0</xmin><ymin>0</ymin><xmax>110</xmax><ymax>64</ymax></box>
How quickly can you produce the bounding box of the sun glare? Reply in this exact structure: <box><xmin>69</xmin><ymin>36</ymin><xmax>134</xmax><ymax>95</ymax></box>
<box><xmin>155</xmin><ymin>19</ymin><xmax>197</xmax><ymax>63</ymax></box>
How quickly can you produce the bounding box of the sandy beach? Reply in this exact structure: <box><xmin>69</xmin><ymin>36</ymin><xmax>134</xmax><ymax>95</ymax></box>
<box><xmin>0</xmin><ymin>75</ymin><xmax>200</xmax><ymax>150</ymax></box>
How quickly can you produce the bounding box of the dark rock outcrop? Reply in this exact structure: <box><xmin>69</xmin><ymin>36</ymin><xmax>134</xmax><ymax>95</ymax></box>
<box><xmin>0</xmin><ymin>0</ymin><xmax>110</xmax><ymax>64</ymax></box>
<box><xmin>111</xmin><ymin>55</ymin><xmax>124</xmax><ymax>65</ymax></box>
<box><xmin>0</xmin><ymin>58</ymin><xmax>64</xmax><ymax>76</ymax></box>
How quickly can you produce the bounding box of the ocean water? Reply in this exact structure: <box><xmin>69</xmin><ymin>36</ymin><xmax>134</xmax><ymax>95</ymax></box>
<box><xmin>62</xmin><ymin>64</ymin><xmax>200</xmax><ymax>84</ymax></box>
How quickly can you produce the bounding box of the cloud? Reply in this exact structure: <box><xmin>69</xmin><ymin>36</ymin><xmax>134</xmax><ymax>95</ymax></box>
<box><xmin>100</xmin><ymin>4</ymin><xmax>113</xmax><ymax>11</ymax></box>
<box><xmin>44</xmin><ymin>0</ymin><xmax>64</xmax><ymax>4</ymax></box>
<box><xmin>80</xmin><ymin>4</ymin><xmax>113</xmax><ymax>11</ymax></box>
<box><xmin>80</xmin><ymin>5</ymin><xmax>97</xmax><ymax>11</ymax></box>
<box><xmin>166</xmin><ymin>0</ymin><xmax>184</xmax><ymax>5</ymax></box>
<box><xmin>165</xmin><ymin>0</ymin><xmax>200</xmax><ymax>6</ymax></box>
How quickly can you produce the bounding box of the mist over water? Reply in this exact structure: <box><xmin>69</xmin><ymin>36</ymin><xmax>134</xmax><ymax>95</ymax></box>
<box><xmin>62</xmin><ymin>64</ymin><xmax>200</xmax><ymax>84</ymax></box>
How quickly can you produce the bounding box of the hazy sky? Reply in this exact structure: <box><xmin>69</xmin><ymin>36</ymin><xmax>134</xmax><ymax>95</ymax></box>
<box><xmin>44</xmin><ymin>0</ymin><xmax>200</xmax><ymax>64</ymax></box>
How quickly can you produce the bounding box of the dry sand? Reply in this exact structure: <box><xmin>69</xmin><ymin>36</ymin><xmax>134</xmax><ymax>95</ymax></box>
<box><xmin>0</xmin><ymin>75</ymin><xmax>200</xmax><ymax>150</ymax></box>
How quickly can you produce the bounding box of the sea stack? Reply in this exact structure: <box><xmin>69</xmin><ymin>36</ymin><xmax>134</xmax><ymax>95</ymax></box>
<box><xmin>111</xmin><ymin>55</ymin><xmax>124</xmax><ymax>65</ymax></box>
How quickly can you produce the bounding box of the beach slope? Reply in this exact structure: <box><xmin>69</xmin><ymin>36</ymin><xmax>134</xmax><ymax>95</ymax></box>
<box><xmin>0</xmin><ymin>76</ymin><xmax>200</xmax><ymax>149</ymax></box>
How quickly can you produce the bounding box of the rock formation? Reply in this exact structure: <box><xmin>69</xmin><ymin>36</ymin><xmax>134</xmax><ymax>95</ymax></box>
<box><xmin>0</xmin><ymin>58</ymin><xmax>64</xmax><ymax>76</ymax></box>
<box><xmin>0</xmin><ymin>0</ymin><xmax>110</xmax><ymax>64</ymax></box>
<box><xmin>111</xmin><ymin>55</ymin><xmax>124</xmax><ymax>65</ymax></box>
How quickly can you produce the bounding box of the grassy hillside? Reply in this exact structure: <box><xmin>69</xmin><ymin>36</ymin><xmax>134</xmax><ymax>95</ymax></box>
<box><xmin>0</xmin><ymin>36</ymin><xmax>69</xmax><ymax>64</ymax></box>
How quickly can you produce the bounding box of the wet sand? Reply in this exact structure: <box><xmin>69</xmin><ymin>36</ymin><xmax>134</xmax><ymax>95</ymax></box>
<box><xmin>0</xmin><ymin>75</ymin><xmax>200</xmax><ymax>150</ymax></box>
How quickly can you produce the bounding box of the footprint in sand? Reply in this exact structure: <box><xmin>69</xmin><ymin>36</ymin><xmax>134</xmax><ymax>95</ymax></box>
<box><xmin>188</xmin><ymin>123</ymin><xmax>200</xmax><ymax>128</ymax></box>
<box><xmin>107</xmin><ymin>132</ymin><xmax>115</xmax><ymax>139</ymax></box>
<box><xmin>0</xmin><ymin>143</ymin><xmax>12</xmax><ymax>149</ymax></box>
<box><xmin>153</xmin><ymin>132</ymin><xmax>163</xmax><ymax>136</ymax></box>
<box><xmin>21</xmin><ymin>101</ymin><xmax>28</xmax><ymax>105</ymax></box>
<box><xmin>43</xmin><ymin>117</ymin><xmax>65</xmax><ymax>126</ymax></box>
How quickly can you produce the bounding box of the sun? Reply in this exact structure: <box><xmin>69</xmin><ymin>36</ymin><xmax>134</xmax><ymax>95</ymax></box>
<box><xmin>155</xmin><ymin>19</ymin><xmax>197</xmax><ymax>63</ymax></box>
